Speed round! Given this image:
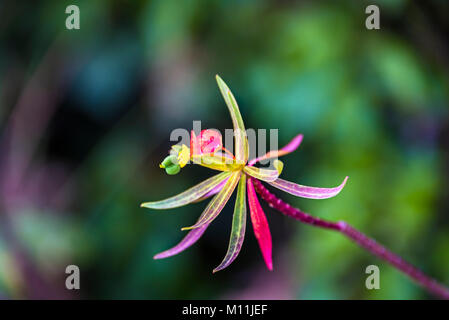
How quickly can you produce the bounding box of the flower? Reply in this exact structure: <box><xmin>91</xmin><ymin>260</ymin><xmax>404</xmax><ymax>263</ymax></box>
<box><xmin>197</xmin><ymin>129</ymin><xmax>223</xmax><ymax>154</ymax></box>
<box><xmin>141</xmin><ymin>75</ymin><xmax>348</xmax><ymax>273</ymax></box>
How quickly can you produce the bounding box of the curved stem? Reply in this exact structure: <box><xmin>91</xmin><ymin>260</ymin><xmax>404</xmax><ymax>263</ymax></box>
<box><xmin>251</xmin><ymin>178</ymin><xmax>449</xmax><ymax>300</ymax></box>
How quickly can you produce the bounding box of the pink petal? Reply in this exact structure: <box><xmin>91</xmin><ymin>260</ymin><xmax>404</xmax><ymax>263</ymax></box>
<box><xmin>249</xmin><ymin>134</ymin><xmax>303</xmax><ymax>166</ymax></box>
<box><xmin>200</xmin><ymin>129</ymin><xmax>223</xmax><ymax>154</ymax></box>
<box><xmin>154</xmin><ymin>224</ymin><xmax>209</xmax><ymax>259</ymax></box>
<box><xmin>268</xmin><ymin>176</ymin><xmax>349</xmax><ymax>199</ymax></box>
<box><xmin>247</xmin><ymin>178</ymin><xmax>273</xmax><ymax>270</ymax></box>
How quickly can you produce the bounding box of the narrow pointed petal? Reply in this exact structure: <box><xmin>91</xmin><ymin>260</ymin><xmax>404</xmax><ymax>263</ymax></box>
<box><xmin>182</xmin><ymin>171</ymin><xmax>241</xmax><ymax>230</ymax></box>
<box><xmin>249</xmin><ymin>134</ymin><xmax>303</xmax><ymax>166</ymax></box>
<box><xmin>247</xmin><ymin>178</ymin><xmax>273</xmax><ymax>270</ymax></box>
<box><xmin>243</xmin><ymin>160</ymin><xmax>283</xmax><ymax>182</ymax></box>
<box><xmin>215</xmin><ymin>75</ymin><xmax>248</xmax><ymax>163</ymax></box>
<box><xmin>154</xmin><ymin>184</ymin><xmax>221</xmax><ymax>258</ymax></box>
<box><xmin>213</xmin><ymin>174</ymin><xmax>247</xmax><ymax>273</ymax></box>
<box><xmin>153</xmin><ymin>224</ymin><xmax>209</xmax><ymax>259</ymax></box>
<box><xmin>193</xmin><ymin>177</ymin><xmax>229</xmax><ymax>203</ymax></box>
<box><xmin>268</xmin><ymin>176</ymin><xmax>349</xmax><ymax>199</ymax></box>
<box><xmin>141</xmin><ymin>171</ymin><xmax>231</xmax><ymax>209</ymax></box>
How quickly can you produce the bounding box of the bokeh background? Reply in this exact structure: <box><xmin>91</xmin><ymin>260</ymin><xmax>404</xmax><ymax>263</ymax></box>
<box><xmin>1</xmin><ymin>0</ymin><xmax>449</xmax><ymax>299</ymax></box>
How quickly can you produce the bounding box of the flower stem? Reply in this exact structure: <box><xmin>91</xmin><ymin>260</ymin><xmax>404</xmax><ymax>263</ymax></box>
<box><xmin>251</xmin><ymin>178</ymin><xmax>449</xmax><ymax>299</ymax></box>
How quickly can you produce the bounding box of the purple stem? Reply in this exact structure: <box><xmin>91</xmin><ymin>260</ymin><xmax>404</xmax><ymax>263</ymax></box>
<box><xmin>252</xmin><ymin>178</ymin><xmax>449</xmax><ymax>300</ymax></box>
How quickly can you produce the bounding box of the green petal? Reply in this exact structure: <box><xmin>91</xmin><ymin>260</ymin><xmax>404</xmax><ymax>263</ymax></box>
<box><xmin>181</xmin><ymin>171</ymin><xmax>241</xmax><ymax>230</ymax></box>
<box><xmin>213</xmin><ymin>174</ymin><xmax>247</xmax><ymax>273</ymax></box>
<box><xmin>140</xmin><ymin>171</ymin><xmax>231</xmax><ymax>209</ymax></box>
<box><xmin>243</xmin><ymin>160</ymin><xmax>283</xmax><ymax>182</ymax></box>
<box><xmin>215</xmin><ymin>75</ymin><xmax>248</xmax><ymax>164</ymax></box>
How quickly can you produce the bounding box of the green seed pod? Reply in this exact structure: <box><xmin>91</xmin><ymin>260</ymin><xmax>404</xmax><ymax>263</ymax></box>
<box><xmin>160</xmin><ymin>155</ymin><xmax>178</xmax><ymax>168</ymax></box>
<box><xmin>165</xmin><ymin>164</ymin><xmax>181</xmax><ymax>175</ymax></box>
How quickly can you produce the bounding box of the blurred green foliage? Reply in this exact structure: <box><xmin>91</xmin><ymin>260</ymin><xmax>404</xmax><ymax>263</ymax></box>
<box><xmin>0</xmin><ymin>0</ymin><xmax>449</xmax><ymax>299</ymax></box>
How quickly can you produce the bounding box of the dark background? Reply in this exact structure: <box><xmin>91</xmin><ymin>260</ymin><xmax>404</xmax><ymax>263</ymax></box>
<box><xmin>0</xmin><ymin>0</ymin><xmax>449</xmax><ymax>299</ymax></box>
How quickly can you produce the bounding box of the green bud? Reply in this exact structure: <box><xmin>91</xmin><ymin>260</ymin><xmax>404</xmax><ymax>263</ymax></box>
<box><xmin>165</xmin><ymin>164</ymin><xmax>181</xmax><ymax>175</ymax></box>
<box><xmin>160</xmin><ymin>155</ymin><xmax>178</xmax><ymax>169</ymax></box>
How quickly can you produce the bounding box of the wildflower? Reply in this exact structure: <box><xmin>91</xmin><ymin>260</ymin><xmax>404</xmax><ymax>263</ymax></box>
<box><xmin>141</xmin><ymin>75</ymin><xmax>348</xmax><ymax>272</ymax></box>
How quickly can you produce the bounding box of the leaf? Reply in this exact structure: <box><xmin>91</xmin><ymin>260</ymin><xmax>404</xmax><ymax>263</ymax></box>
<box><xmin>268</xmin><ymin>176</ymin><xmax>349</xmax><ymax>199</ymax></box>
<box><xmin>243</xmin><ymin>159</ymin><xmax>283</xmax><ymax>182</ymax></box>
<box><xmin>248</xmin><ymin>133</ymin><xmax>303</xmax><ymax>166</ymax></box>
<box><xmin>153</xmin><ymin>224</ymin><xmax>209</xmax><ymax>259</ymax></box>
<box><xmin>216</xmin><ymin>75</ymin><xmax>248</xmax><ymax>164</ymax></box>
<box><xmin>247</xmin><ymin>178</ymin><xmax>273</xmax><ymax>270</ymax></box>
<box><xmin>141</xmin><ymin>171</ymin><xmax>231</xmax><ymax>209</ymax></box>
<box><xmin>213</xmin><ymin>174</ymin><xmax>247</xmax><ymax>273</ymax></box>
<box><xmin>181</xmin><ymin>171</ymin><xmax>241</xmax><ymax>230</ymax></box>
